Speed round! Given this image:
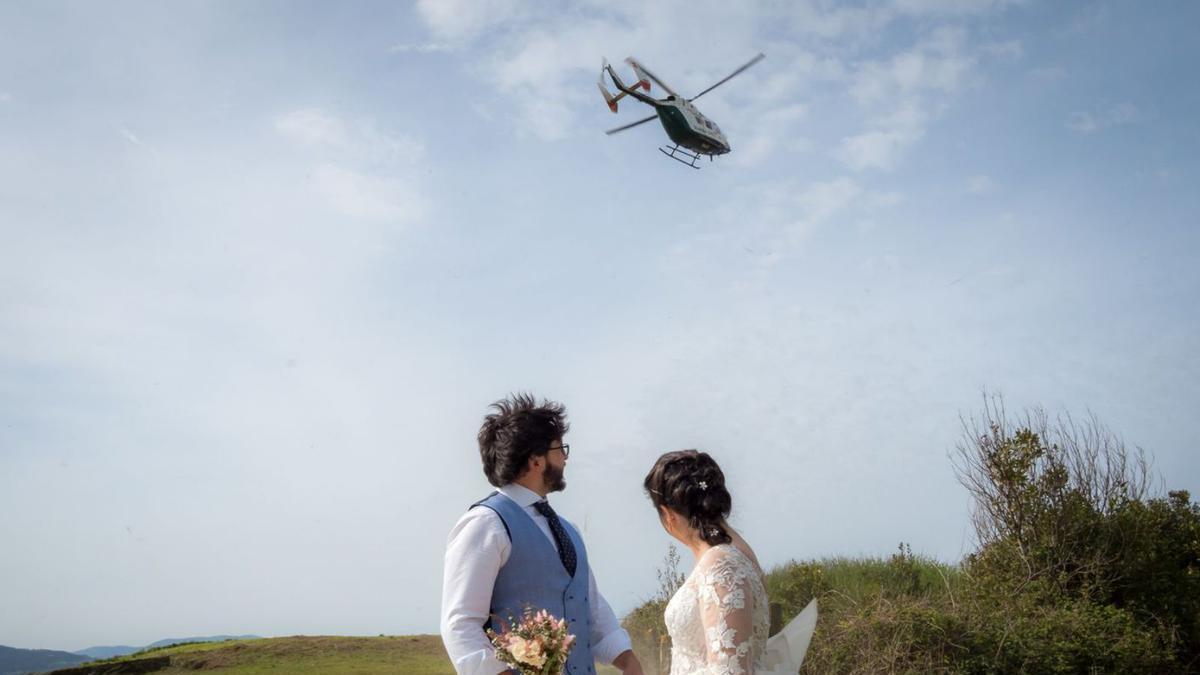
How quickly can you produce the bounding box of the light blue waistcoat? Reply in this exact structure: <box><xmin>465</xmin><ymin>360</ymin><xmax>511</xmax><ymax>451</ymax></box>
<box><xmin>472</xmin><ymin>491</ymin><xmax>596</xmax><ymax>675</ymax></box>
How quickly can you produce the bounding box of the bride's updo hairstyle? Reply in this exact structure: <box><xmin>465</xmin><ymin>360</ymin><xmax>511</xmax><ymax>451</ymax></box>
<box><xmin>644</xmin><ymin>450</ymin><xmax>732</xmax><ymax>546</ymax></box>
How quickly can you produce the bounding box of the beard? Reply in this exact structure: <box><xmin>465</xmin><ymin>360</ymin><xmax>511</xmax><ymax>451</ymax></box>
<box><xmin>542</xmin><ymin>461</ymin><xmax>566</xmax><ymax>493</ymax></box>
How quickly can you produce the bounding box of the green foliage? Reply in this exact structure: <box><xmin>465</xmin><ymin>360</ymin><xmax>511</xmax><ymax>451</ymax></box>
<box><xmin>1106</xmin><ymin>490</ymin><xmax>1200</xmax><ymax>654</ymax></box>
<box><xmin>620</xmin><ymin>398</ymin><xmax>1200</xmax><ymax>674</ymax></box>
<box><xmin>765</xmin><ymin>559</ymin><xmax>828</xmax><ymax>618</ymax></box>
<box><xmin>954</xmin><ymin>594</ymin><xmax>1175</xmax><ymax>675</ymax></box>
<box><xmin>957</xmin><ymin>399</ymin><xmax>1200</xmax><ymax>670</ymax></box>
<box><xmin>773</xmin><ymin>550</ymin><xmax>966</xmax><ymax>674</ymax></box>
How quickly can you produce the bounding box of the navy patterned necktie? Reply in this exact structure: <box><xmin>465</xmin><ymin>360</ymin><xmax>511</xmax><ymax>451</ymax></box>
<box><xmin>533</xmin><ymin>500</ymin><xmax>578</xmax><ymax>577</ymax></box>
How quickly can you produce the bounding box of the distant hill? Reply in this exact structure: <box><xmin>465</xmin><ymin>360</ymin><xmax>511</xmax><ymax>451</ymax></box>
<box><xmin>70</xmin><ymin>646</ymin><xmax>139</xmax><ymax>660</ymax></box>
<box><xmin>0</xmin><ymin>644</ymin><xmax>90</xmax><ymax>675</ymax></box>
<box><xmin>73</xmin><ymin>635</ymin><xmax>259</xmax><ymax>660</ymax></box>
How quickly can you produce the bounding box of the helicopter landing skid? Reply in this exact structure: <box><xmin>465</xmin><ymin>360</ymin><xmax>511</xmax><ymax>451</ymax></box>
<box><xmin>659</xmin><ymin>144</ymin><xmax>706</xmax><ymax>169</ymax></box>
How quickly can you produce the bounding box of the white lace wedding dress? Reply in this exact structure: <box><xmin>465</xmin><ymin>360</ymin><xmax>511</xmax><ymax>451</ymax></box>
<box><xmin>664</xmin><ymin>543</ymin><xmax>771</xmax><ymax>675</ymax></box>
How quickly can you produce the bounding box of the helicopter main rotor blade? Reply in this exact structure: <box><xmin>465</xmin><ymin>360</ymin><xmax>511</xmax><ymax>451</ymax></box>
<box><xmin>605</xmin><ymin>113</ymin><xmax>658</xmax><ymax>135</ymax></box>
<box><xmin>689</xmin><ymin>52</ymin><xmax>765</xmax><ymax>102</ymax></box>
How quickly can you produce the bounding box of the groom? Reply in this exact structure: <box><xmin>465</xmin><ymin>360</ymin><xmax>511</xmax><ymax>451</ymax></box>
<box><xmin>440</xmin><ymin>393</ymin><xmax>644</xmax><ymax>675</ymax></box>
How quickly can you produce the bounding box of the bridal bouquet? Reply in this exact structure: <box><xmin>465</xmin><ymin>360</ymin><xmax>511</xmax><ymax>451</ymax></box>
<box><xmin>487</xmin><ymin>608</ymin><xmax>576</xmax><ymax>675</ymax></box>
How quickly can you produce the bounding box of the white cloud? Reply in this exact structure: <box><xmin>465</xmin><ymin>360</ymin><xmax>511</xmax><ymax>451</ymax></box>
<box><xmin>414</xmin><ymin>0</ymin><xmax>527</xmax><ymax>43</ymax></box>
<box><xmin>966</xmin><ymin>174</ymin><xmax>996</xmax><ymax>194</ymax></box>
<box><xmin>410</xmin><ymin>0</ymin><xmax>1010</xmax><ymax>167</ymax></box>
<box><xmin>275</xmin><ymin>108</ymin><xmax>425</xmax><ymax>164</ymax></box>
<box><xmin>867</xmin><ymin>190</ymin><xmax>905</xmax><ymax>208</ymax></box>
<box><xmin>412</xmin><ymin>3</ymin><xmax>818</xmax><ymax>143</ymax></box>
<box><xmin>752</xmin><ymin>176</ymin><xmax>870</xmax><ymax>236</ymax></box>
<box><xmin>728</xmin><ymin>134</ymin><xmax>776</xmax><ymax>168</ymax></box>
<box><xmin>1030</xmin><ymin>65</ymin><xmax>1066</xmax><ymax>82</ymax></box>
<box><xmin>982</xmin><ymin>39</ymin><xmax>1023</xmax><ymax>60</ymax></box>
<box><xmin>1067</xmin><ymin>102</ymin><xmax>1142</xmax><ymax>134</ymax></box>
<box><xmin>762</xmin><ymin>103</ymin><xmax>808</xmax><ymax>124</ymax></box>
<box><xmin>838</xmin><ymin>27</ymin><xmax>979</xmax><ymax>171</ymax></box>
<box><xmin>387</xmin><ymin>41</ymin><xmax>453</xmax><ymax>54</ymax></box>
<box><xmin>728</xmin><ymin>104</ymin><xmax>810</xmax><ymax>167</ymax></box>
<box><xmin>312</xmin><ymin>164</ymin><xmax>427</xmax><ymax>223</ymax></box>
<box><xmin>276</xmin><ymin>109</ymin><xmax>349</xmax><ymax>147</ymax></box>
<box><xmin>850</xmin><ymin>47</ymin><xmax>973</xmax><ymax>105</ymax></box>
<box><xmin>836</xmin><ymin>128</ymin><xmax>922</xmax><ymax>171</ymax></box>
<box><xmin>893</xmin><ymin>0</ymin><xmax>1019</xmax><ymax>15</ymax></box>
<box><xmin>783</xmin><ymin>3</ymin><xmax>895</xmax><ymax>41</ymax></box>
<box><xmin>478</xmin><ymin>17</ymin><xmax>631</xmax><ymax>140</ymax></box>
<box><xmin>0</xmin><ymin>92</ymin><xmax>12</xmax><ymax>104</ymax></box>
<box><xmin>119</xmin><ymin>127</ymin><xmax>144</xmax><ymax>146</ymax></box>
<box><xmin>1066</xmin><ymin>3</ymin><xmax>1109</xmax><ymax>35</ymax></box>
<box><xmin>660</xmin><ymin>175</ymin><xmax>880</xmax><ymax>285</ymax></box>
<box><xmin>796</xmin><ymin>176</ymin><xmax>864</xmax><ymax>222</ymax></box>
<box><xmin>275</xmin><ymin>108</ymin><xmax>427</xmax><ymax>222</ymax></box>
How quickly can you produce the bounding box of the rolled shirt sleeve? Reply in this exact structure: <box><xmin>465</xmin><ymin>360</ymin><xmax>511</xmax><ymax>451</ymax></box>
<box><xmin>440</xmin><ymin>509</ymin><xmax>514</xmax><ymax>675</ymax></box>
<box><xmin>587</xmin><ymin>567</ymin><xmax>634</xmax><ymax>665</ymax></box>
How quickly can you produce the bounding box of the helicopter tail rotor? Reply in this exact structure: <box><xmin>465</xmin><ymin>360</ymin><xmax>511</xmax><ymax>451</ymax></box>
<box><xmin>626</xmin><ymin>57</ymin><xmax>676</xmax><ymax>98</ymax></box>
<box><xmin>598</xmin><ymin>58</ymin><xmax>650</xmax><ymax>113</ymax></box>
<box><xmin>598</xmin><ymin>60</ymin><xmax>623</xmax><ymax>112</ymax></box>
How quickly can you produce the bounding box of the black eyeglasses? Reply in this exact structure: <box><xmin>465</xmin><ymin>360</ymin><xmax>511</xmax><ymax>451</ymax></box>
<box><xmin>555</xmin><ymin>443</ymin><xmax>570</xmax><ymax>458</ymax></box>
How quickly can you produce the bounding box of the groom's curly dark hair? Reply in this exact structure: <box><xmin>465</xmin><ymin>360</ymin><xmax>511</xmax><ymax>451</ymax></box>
<box><xmin>477</xmin><ymin>393</ymin><xmax>570</xmax><ymax>488</ymax></box>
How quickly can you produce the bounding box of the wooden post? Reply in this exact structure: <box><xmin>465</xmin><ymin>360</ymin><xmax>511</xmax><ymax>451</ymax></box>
<box><xmin>769</xmin><ymin>602</ymin><xmax>784</xmax><ymax>636</ymax></box>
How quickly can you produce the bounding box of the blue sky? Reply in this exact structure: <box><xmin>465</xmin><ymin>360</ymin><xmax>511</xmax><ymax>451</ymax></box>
<box><xmin>2</xmin><ymin>0</ymin><xmax>1198</xmax><ymax>651</ymax></box>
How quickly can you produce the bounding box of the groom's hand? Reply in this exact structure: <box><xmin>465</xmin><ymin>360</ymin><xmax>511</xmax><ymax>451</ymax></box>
<box><xmin>612</xmin><ymin>649</ymin><xmax>645</xmax><ymax>675</ymax></box>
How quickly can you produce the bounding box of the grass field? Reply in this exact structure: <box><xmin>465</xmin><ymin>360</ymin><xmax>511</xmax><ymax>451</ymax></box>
<box><xmin>67</xmin><ymin>635</ymin><xmax>622</xmax><ymax>674</ymax></box>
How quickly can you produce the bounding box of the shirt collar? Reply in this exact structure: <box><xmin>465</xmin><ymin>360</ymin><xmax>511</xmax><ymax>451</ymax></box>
<box><xmin>499</xmin><ymin>483</ymin><xmax>545</xmax><ymax>508</ymax></box>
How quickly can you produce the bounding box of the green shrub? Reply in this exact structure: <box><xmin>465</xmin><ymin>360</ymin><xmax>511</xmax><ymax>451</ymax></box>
<box><xmin>620</xmin><ymin>397</ymin><xmax>1200</xmax><ymax>673</ymax></box>
<box><xmin>954</xmin><ymin>593</ymin><xmax>1176</xmax><ymax>674</ymax></box>
<box><xmin>956</xmin><ymin>398</ymin><xmax>1200</xmax><ymax>669</ymax></box>
<box><xmin>765</xmin><ymin>559</ymin><xmax>828</xmax><ymax>618</ymax></box>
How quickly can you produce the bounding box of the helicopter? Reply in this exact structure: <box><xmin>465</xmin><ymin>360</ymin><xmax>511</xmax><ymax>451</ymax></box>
<box><xmin>598</xmin><ymin>53</ymin><xmax>765</xmax><ymax>168</ymax></box>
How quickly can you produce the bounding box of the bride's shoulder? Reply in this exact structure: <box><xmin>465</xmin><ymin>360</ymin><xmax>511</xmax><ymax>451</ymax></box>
<box><xmin>697</xmin><ymin>543</ymin><xmax>766</xmax><ymax>582</ymax></box>
<box><xmin>698</xmin><ymin>543</ymin><xmax>753</xmax><ymax>570</ymax></box>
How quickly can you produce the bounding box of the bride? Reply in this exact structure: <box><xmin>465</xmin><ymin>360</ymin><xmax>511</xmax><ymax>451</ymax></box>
<box><xmin>644</xmin><ymin>450</ymin><xmax>815</xmax><ymax>675</ymax></box>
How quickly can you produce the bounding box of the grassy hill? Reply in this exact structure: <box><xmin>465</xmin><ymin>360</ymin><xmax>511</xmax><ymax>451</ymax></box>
<box><xmin>74</xmin><ymin>636</ymin><xmax>261</xmax><ymax>661</ymax></box>
<box><xmin>53</xmin><ymin>636</ymin><xmax>622</xmax><ymax>675</ymax></box>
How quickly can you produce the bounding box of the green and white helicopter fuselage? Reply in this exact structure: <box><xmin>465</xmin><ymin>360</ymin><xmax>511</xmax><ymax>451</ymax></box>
<box><xmin>598</xmin><ymin>54</ymin><xmax>763</xmax><ymax>167</ymax></box>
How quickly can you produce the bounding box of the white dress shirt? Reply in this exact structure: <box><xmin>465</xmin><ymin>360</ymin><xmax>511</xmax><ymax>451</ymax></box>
<box><xmin>440</xmin><ymin>483</ymin><xmax>633</xmax><ymax>675</ymax></box>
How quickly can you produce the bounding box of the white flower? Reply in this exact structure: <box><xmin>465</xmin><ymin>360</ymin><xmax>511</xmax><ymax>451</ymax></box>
<box><xmin>508</xmin><ymin>636</ymin><xmax>530</xmax><ymax>660</ymax></box>
<box><xmin>510</xmin><ymin>636</ymin><xmax>546</xmax><ymax>668</ymax></box>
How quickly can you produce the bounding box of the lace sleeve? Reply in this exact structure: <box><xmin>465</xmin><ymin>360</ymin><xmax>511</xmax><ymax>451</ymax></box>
<box><xmin>697</xmin><ymin>547</ymin><xmax>756</xmax><ymax>675</ymax></box>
